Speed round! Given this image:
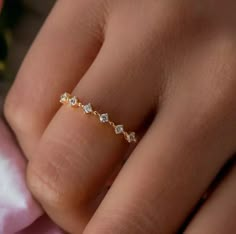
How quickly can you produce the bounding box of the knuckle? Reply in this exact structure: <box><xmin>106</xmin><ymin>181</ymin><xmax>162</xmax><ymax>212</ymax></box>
<box><xmin>4</xmin><ymin>90</ymin><xmax>20</xmax><ymax>131</ymax></box>
<box><xmin>27</xmin><ymin>138</ymin><xmax>89</xmax><ymax>211</ymax></box>
<box><xmin>150</xmin><ymin>1</ymin><xmax>210</xmax><ymax>34</ymax></box>
<box><xmin>84</xmin><ymin>206</ymin><xmax>156</xmax><ymax>234</ymax></box>
<box><xmin>4</xmin><ymin>87</ymin><xmax>37</xmax><ymax>136</ymax></box>
<box><xmin>84</xmin><ymin>215</ymin><xmax>127</xmax><ymax>234</ymax></box>
<box><xmin>27</xmin><ymin>161</ymin><xmax>69</xmax><ymax>212</ymax></box>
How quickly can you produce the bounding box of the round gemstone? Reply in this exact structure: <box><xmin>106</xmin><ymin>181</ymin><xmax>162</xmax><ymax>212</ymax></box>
<box><xmin>100</xmin><ymin>113</ymin><xmax>109</xmax><ymax>123</ymax></box>
<box><xmin>83</xmin><ymin>103</ymin><xmax>93</xmax><ymax>113</ymax></box>
<box><xmin>69</xmin><ymin>96</ymin><xmax>78</xmax><ymax>106</ymax></box>
<box><xmin>60</xmin><ymin>93</ymin><xmax>69</xmax><ymax>103</ymax></box>
<box><xmin>115</xmin><ymin>125</ymin><xmax>124</xmax><ymax>134</ymax></box>
<box><xmin>127</xmin><ymin>132</ymin><xmax>136</xmax><ymax>143</ymax></box>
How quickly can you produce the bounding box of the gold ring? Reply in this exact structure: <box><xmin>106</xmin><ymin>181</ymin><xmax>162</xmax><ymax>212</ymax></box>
<box><xmin>60</xmin><ymin>92</ymin><xmax>137</xmax><ymax>143</ymax></box>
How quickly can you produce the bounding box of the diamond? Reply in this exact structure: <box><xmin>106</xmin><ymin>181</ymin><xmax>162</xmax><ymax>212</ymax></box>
<box><xmin>115</xmin><ymin>125</ymin><xmax>124</xmax><ymax>134</ymax></box>
<box><xmin>60</xmin><ymin>92</ymin><xmax>70</xmax><ymax>103</ymax></box>
<box><xmin>83</xmin><ymin>103</ymin><xmax>93</xmax><ymax>114</ymax></box>
<box><xmin>100</xmin><ymin>113</ymin><xmax>109</xmax><ymax>123</ymax></box>
<box><xmin>69</xmin><ymin>96</ymin><xmax>78</xmax><ymax>107</ymax></box>
<box><xmin>127</xmin><ymin>132</ymin><xmax>136</xmax><ymax>143</ymax></box>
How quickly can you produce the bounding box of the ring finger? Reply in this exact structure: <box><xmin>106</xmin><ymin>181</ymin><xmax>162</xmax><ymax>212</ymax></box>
<box><xmin>26</xmin><ymin>19</ymin><xmax>158</xmax><ymax>233</ymax></box>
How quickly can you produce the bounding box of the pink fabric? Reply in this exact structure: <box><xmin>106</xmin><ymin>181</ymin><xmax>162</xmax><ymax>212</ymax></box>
<box><xmin>0</xmin><ymin>119</ymin><xmax>63</xmax><ymax>234</ymax></box>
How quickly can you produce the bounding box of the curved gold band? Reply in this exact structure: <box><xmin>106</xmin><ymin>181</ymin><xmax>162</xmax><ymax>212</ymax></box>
<box><xmin>60</xmin><ymin>92</ymin><xmax>137</xmax><ymax>143</ymax></box>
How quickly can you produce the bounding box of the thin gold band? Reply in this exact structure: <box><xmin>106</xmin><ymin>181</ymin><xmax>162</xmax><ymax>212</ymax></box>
<box><xmin>60</xmin><ymin>92</ymin><xmax>137</xmax><ymax>143</ymax></box>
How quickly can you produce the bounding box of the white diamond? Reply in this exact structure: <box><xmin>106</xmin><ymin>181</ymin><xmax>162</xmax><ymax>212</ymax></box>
<box><xmin>115</xmin><ymin>125</ymin><xmax>124</xmax><ymax>134</ymax></box>
<box><xmin>60</xmin><ymin>92</ymin><xmax>70</xmax><ymax>103</ymax></box>
<box><xmin>69</xmin><ymin>96</ymin><xmax>78</xmax><ymax>106</ymax></box>
<box><xmin>83</xmin><ymin>103</ymin><xmax>93</xmax><ymax>113</ymax></box>
<box><xmin>127</xmin><ymin>132</ymin><xmax>136</xmax><ymax>143</ymax></box>
<box><xmin>100</xmin><ymin>113</ymin><xmax>109</xmax><ymax>123</ymax></box>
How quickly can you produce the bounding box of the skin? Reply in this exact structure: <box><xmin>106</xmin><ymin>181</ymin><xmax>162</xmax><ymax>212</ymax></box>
<box><xmin>3</xmin><ymin>0</ymin><xmax>236</xmax><ymax>233</ymax></box>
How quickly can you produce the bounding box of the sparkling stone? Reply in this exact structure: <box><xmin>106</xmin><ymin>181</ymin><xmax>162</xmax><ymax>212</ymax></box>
<box><xmin>115</xmin><ymin>125</ymin><xmax>124</xmax><ymax>134</ymax></box>
<box><xmin>127</xmin><ymin>132</ymin><xmax>136</xmax><ymax>143</ymax></box>
<box><xmin>83</xmin><ymin>103</ymin><xmax>93</xmax><ymax>113</ymax></box>
<box><xmin>69</xmin><ymin>96</ymin><xmax>78</xmax><ymax>107</ymax></box>
<box><xmin>60</xmin><ymin>92</ymin><xmax>70</xmax><ymax>103</ymax></box>
<box><xmin>100</xmin><ymin>113</ymin><xmax>109</xmax><ymax>123</ymax></box>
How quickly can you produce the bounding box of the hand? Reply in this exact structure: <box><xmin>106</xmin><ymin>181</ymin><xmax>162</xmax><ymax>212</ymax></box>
<box><xmin>4</xmin><ymin>0</ymin><xmax>236</xmax><ymax>233</ymax></box>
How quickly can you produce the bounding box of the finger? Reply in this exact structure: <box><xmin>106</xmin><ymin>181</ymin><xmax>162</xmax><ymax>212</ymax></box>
<box><xmin>84</xmin><ymin>95</ymin><xmax>234</xmax><ymax>234</ymax></box>
<box><xmin>26</xmin><ymin>25</ymin><xmax>157</xmax><ymax>233</ymax></box>
<box><xmin>184</xmin><ymin>158</ymin><xmax>236</xmax><ymax>234</ymax></box>
<box><xmin>4</xmin><ymin>0</ymin><xmax>105</xmax><ymax>158</ymax></box>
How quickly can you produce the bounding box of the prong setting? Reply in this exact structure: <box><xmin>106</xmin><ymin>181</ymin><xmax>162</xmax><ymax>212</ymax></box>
<box><xmin>100</xmin><ymin>113</ymin><xmax>109</xmax><ymax>123</ymax></box>
<box><xmin>60</xmin><ymin>93</ymin><xmax>136</xmax><ymax>143</ymax></box>
<box><xmin>60</xmin><ymin>92</ymin><xmax>70</xmax><ymax>104</ymax></box>
<box><xmin>69</xmin><ymin>96</ymin><xmax>78</xmax><ymax>107</ymax></box>
<box><xmin>83</xmin><ymin>103</ymin><xmax>93</xmax><ymax>114</ymax></box>
<box><xmin>115</xmin><ymin>125</ymin><xmax>124</xmax><ymax>134</ymax></box>
<box><xmin>126</xmin><ymin>132</ymin><xmax>137</xmax><ymax>143</ymax></box>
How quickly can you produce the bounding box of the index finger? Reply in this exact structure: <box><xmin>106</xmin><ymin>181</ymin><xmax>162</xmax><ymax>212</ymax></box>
<box><xmin>4</xmin><ymin>0</ymin><xmax>104</xmax><ymax>158</ymax></box>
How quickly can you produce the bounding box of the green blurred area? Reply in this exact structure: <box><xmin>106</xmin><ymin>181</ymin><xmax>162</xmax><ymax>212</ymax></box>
<box><xmin>0</xmin><ymin>0</ymin><xmax>23</xmax><ymax>75</ymax></box>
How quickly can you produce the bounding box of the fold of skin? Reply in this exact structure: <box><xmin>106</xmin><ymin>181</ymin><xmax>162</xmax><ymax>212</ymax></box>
<box><xmin>0</xmin><ymin>118</ymin><xmax>63</xmax><ymax>234</ymax></box>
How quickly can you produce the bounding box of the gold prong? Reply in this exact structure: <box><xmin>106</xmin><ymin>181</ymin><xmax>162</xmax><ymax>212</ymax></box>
<box><xmin>60</xmin><ymin>93</ymin><xmax>137</xmax><ymax>143</ymax></box>
<box><xmin>92</xmin><ymin>110</ymin><xmax>100</xmax><ymax>117</ymax></box>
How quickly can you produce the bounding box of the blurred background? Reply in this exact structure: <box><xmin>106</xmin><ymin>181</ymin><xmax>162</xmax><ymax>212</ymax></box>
<box><xmin>0</xmin><ymin>0</ymin><xmax>55</xmax><ymax>109</ymax></box>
